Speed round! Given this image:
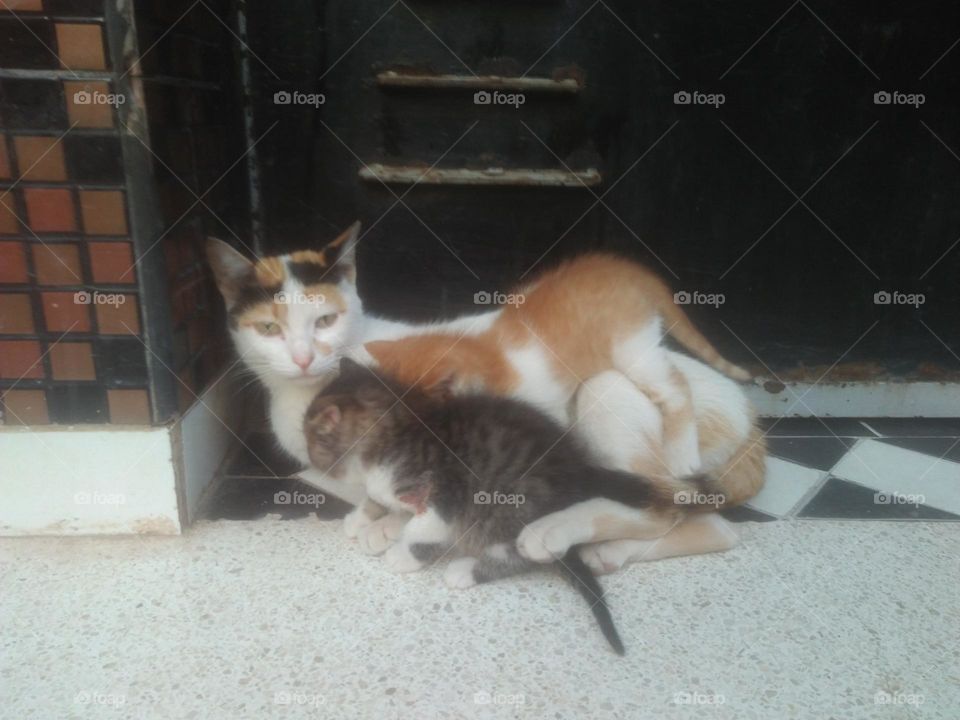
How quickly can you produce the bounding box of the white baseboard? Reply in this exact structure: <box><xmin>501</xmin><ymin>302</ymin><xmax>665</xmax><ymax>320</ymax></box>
<box><xmin>748</xmin><ymin>381</ymin><xmax>960</xmax><ymax>417</ymax></box>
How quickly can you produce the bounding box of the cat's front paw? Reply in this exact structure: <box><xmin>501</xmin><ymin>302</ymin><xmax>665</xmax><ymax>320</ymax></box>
<box><xmin>443</xmin><ymin>557</ymin><xmax>478</xmax><ymax>589</ymax></box>
<box><xmin>517</xmin><ymin>516</ymin><xmax>579</xmax><ymax>563</ymax></box>
<box><xmin>579</xmin><ymin>540</ymin><xmax>652</xmax><ymax>575</ymax></box>
<box><xmin>342</xmin><ymin>505</ymin><xmax>373</xmax><ymax>539</ymax></box>
<box><xmin>357</xmin><ymin>513</ymin><xmax>407</xmax><ymax>555</ymax></box>
<box><xmin>383</xmin><ymin>543</ymin><xmax>424</xmax><ymax>573</ymax></box>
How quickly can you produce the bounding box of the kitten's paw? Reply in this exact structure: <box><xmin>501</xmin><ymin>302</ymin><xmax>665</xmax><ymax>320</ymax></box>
<box><xmin>517</xmin><ymin>518</ymin><xmax>577</xmax><ymax>563</ymax></box>
<box><xmin>443</xmin><ymin>557</ymin><xmax>478</xmax><ymax>589</ymax></box>
<box><xmin>383</xmin><ymin>543</ymin><xmax>424</xmax><ymax>573</ymax></box>
<box><xmin>357</xmin><ymin>513</ymin><xmax>407</xmax><ymax>556</ymax></box>
<box><xmin>342</xmin><ymin>506</ymin><xmax>373</xmax><ymax>539</ymax></box>
<box><xmin>579</xmin><ymin>540</ymin><xmax>653</xmax><ymax>575</ymax></box>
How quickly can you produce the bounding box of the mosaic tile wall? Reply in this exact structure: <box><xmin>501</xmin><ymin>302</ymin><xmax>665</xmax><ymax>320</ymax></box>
<box><xmin>0</xmin><ymin>0</ymin><xmax>244</xmax><ymax>425</ymax></box>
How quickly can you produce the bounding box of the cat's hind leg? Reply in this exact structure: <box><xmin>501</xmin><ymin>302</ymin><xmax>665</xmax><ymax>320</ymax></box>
<box><xmin>383</xmin><ymin>508</ymin><xmax>454</xmax><ymax>573</ymax></box>
<box><xmin>443</xmin><ymin>543</ymin><xmax>534</xmax><ymax>589</ymax></box>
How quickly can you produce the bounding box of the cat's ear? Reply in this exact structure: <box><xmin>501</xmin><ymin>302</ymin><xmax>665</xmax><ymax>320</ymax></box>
<box><xmin>206</xmin><ymin>237</ymin><xmax>253</xmax><ymax>308</ymax></box>
<box><xmin>363</xmin><ymin>340</ymin><xmax>395</xmax><ymax>368</ymax></box>
<box><xmin>323</xmin><ymin>221</ymin><xmax>360</xmax><ymax>283</ymax></box>
<box><xmin>305</xmin><ymin>399</ymin><xmax>341</xmax><ymax>435</ymax></box>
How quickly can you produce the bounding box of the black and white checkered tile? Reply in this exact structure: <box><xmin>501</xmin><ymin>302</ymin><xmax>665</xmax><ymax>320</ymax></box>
<box><xmin>721</xmin><ymin>418</ymin><xmax>960</xmax><ymax>522</ymax></box>
<box><xmin>204</xmin><ymin>420</ymin><xmax>960</xmax><ymax>523</ymax></box>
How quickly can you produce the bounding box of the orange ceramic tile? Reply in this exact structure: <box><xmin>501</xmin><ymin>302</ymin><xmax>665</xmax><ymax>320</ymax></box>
<box><xmin>24</xmin><ymin>188</ymin><xmax>77</xmax><ymax>232</ymax></box>
<box><xmin>32</xmin><ymin>243</ymin><xmax>82</xmax><ymax>285</ymax></box>
<box><xmin>107</xmin><ymin>389</ymin><xmax>151</xmax><ymax>424</ymax></box>
<box><xmin>41</xmin><ymin>291</ymin><xmax>90</xmax><ymax>332</ymax></box>
<box><xmin>0</xmin><ymin>340</ymin><xmax>44</xmax><ymax>379</ymax></box>
<box><xmin>79</xmin><ymin>190</ymin><xmax>128</xmax><ymax>235</ymax></box>
<box><xmin>95</xmin><ymin>294</ymin><xmax>139</xmax><ymax>334</ymax></box>
<box><xmin>2</xmin><ymin>389</ymin><xmax>49</xmax><ymax>425</ymax></box>
<box><xmin>0</xmin><ymin>136</ymin><xmax>10</xmax><ymax>179</ymax></box>
<box><xmin>55</xmin><ymin>23</ymin><xmax>106</xmax><ymax>70</ymax></box>
<box><xmin>49</xmin><ymin>341</ymin><xmax>96</xmax><ymax>380</ymax></box>
<box><xmin>0</xmin><ymin>194</ymin><xmax>21</xmax><ymax>234</ymax></box>
<box><xmin>0</xmin><ymin>242</ymin><xmax>28</xmax><ymax>283</ymax></box>
<box><xmin>88</xmin><ymin>241</ymin><xmax>135</xmax><ymax>283</ymax></box>
<box><xmin>0</xmin><ymin>293</ymin><xmax>34</xmax><ymax>333</ymax></box>
<box><xmin>63</xmin><ymin>81</ymin><xmax>115</xmax><ymax>128</ymax></box>
<box><xmin>13</xmin><ymin>136</ymin><xmax>67</xmax><ymax>181</ymax></box>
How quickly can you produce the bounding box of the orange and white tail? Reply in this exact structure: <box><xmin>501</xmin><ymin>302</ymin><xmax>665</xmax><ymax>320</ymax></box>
<box><xmin>659</xmin><ymin>300</ymin><xmax>752</xmax><ymax>381</ymax></box>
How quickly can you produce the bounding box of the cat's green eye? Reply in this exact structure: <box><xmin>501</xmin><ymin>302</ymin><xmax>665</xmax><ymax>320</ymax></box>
<box><xmin>253</xmin><ymin>320</ymin><xmax>282</xmax><ymax>336</ymax></box>
<box><xmin>315</xmin><ymin>313</ymin><xmax>338</xmax><ymax>329</ymax></box>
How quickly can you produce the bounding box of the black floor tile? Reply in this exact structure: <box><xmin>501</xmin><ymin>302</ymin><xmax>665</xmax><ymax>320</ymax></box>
<box><xmin>224</xmin><ymin>432</ymin><xmax>302</xmax><ymax>478</ymax></box>
<box><xmin>864</xmin><ymin>418</ymin><xmax>960</xmax><ymax>437</ymax></box>
<box><xmin>203</xmin><ymin>476</ymin><xmax>352</xmax><ymax>521</ymax></box>
<box><xmin>759</xmin><ymin>417</ymin><xmax>874</xmax><ymax>437</ymax></box>
<box><xmin>767</xmin><ymin>436</ymin><xmax>857</xmax><ymax>471</ymax></box>
<box><xmin>875</xmin><ymin>437</ymin><xmax>960</xmax><ymax>464</ymax></box>
<box><xmin>798</xmin><ymin>477</ymin><xmax>960</xmax><ymax>520</ymax></box>
<box><xmin>720</xmin><ymin>505</ymin><xmax>778</xmax><ymax>523</ymax></box>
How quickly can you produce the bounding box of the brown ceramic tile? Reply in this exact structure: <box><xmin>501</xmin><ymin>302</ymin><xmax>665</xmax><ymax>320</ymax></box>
<box><xmin>0</xmin><ymin>242</ymin><xmax>28</xmax><ymax>283</ymax></box>
<box><xmin>0</xmin><ymin>136</ymin><xmax>10</xmax><ymax>179</ymax></box>
<box><xmin>79</xmin><ymin>190</ymin><xmax>127</xmax><ymax>235</ymax></box>
<box><xmin>32</xmin><ymin>243</ymin><xmax>82</xmax><ymax>284</ymax></box>
<box><xmin>95</xmin><ymin>294</ymin><xmax>139</xmax><ymax>334</ymax></box>
<box><xmin>13</xmin><ymin>135</ymin><xmax>67</xmax><ymax>181</ymax></box>
<box><xmin>0</xmin><ymin>194</ymin><xmax>22</xmax><ymax>234</ymax></box>
<box><xmin>107</xmin><ymin>389</ymin><xmax>151</xmax><ymax>424</ymax></box>
<box><xmin>3</xmin><ymin>0</ymin><xmax>44</xmax><ymax>10</ymax></box>
<box><xmin>63</xmin><ymin>81</ymin><xmax>115</xmax><ymax>128</ymax></box>
<box><xmin>55</xmin><ymin>23</ymin><xmax>106</xmax><ymax>70</ymax></box>
<box><xmin>49</xmin><ymin>341</ymin><xmax>95</xmax><ymax>380</ymax></box>
<box><xmin>24</xmin><ymin>188</ymin><xmax>77</xmax><ymax>232</ymax></box>
<box><xmin>0</xmin><ymin>340</ymin><xmax>44</xmax><ymax>379</ymax></box>
<box><xmin>88</xmin><ymin>241</ymin><xmax>135</xmax><ymax>283</ymax></box>
<box><xmin>2</xmin><ymin>389</ymin><xmax>49</xmax><ymax>425</ymax></box>
<box><xmin>41</xmin><ymin>291</ymin><xmax>90</xmax><ymax>332</ymax></box>
<box><xmin>0</xmin><ymin>293</ymin><xmax>34</xmax><ymax>333</ymax></box>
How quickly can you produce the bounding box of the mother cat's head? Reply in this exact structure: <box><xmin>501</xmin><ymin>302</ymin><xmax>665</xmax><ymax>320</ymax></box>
<box><xmin>206</xmin><ymin>222</ymin><xmax>362</xmax><ymax>387</ymax></box>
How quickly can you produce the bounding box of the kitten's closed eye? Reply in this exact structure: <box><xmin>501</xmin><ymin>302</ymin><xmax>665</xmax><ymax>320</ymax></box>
<box><xmin>316</xmin><ymin>313</ymin><xmax>338</xmax><ymax>329</ymax></box>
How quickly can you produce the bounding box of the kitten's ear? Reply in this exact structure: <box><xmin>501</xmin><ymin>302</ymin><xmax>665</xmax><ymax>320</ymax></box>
<box><xmin>424</xmin><ymin>370</ymin><xmax>457</xmax><ymax>402</ymax></box>
<box><xmin>323</xmin><ymin>221</ymin><xmax>360</xmax><ymax>283</ymax></box>
<box><xmin>305</xmin><ymin>400</ymin><xmax>341</xmax><ymax>435</ymax></box>
<box><xmin>206</xmin><ymin>237</ymin><xmax>253</xmax><ymax>308</ymax></box>
<box><xmin>364</xmin><ymin>340</ymin><xmax>394</xmax><ymax>367</ymax></box>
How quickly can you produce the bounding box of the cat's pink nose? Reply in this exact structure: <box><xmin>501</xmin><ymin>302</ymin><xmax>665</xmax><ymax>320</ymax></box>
<box><xmin>293</xmin><ymin>354</ymin><xmax>313</xmax><ymax>370</ymax></box>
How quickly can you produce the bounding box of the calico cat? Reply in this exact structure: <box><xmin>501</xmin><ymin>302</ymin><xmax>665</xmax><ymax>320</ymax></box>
<box><xmin>364</xmin><ymin>252</ymin><xmax>750</xmax><ymax>478</ymax></box>
<box><xmin>304</xmin><ymin>359</ymin><xmax>715</xmax><ymax>654</ymax></box>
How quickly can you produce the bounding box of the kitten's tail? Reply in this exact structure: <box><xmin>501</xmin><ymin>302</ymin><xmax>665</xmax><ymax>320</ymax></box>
<box><xmin>683</xmin><ymin>426</ymin><xmax>767</xmax><ymax>511</ymax></box>
<box><xmin>558</xmin><ymin>548</ymin><xmax>625</xmax><ymax>655</ymax></box>
<box><xmin>658</xmin><ymin>300</ymin><xmax>752</xmax><ymax>382</ymax></box>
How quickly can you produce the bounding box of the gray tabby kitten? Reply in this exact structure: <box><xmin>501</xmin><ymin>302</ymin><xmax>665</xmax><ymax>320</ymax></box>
<box><xmin>304</xmin><ymin>359</ymin><xmax>702</xmax><ymax>654</ymax></box>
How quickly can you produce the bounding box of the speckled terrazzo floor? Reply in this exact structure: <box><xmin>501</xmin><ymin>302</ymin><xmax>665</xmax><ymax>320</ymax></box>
<box><xmin>1</xmin><ymin>518</ymin><xmax>958</xmax><ymax>719</ymax></box>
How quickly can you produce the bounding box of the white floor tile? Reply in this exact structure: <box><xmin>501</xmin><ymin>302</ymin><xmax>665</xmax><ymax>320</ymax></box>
<box><xmin>831</xmin><ymin>439</ymin><xmax>960</xmax><ymax>515</ymax></box>
<box><xmin>747</xmin><ymin>456</ymin><xmax>825</xmax><ymax>517</ymax></box>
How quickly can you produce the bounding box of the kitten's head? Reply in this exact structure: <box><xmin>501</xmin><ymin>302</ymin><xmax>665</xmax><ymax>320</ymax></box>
<box><xmin>206</xmin><ymin>223</ymin><xmax>362</xmax><ymax>385</ymax></box>
<box><xmin>303</xmin><ymin>358</ymin><xmax>399</xmax><ymax>477</ymax></box>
